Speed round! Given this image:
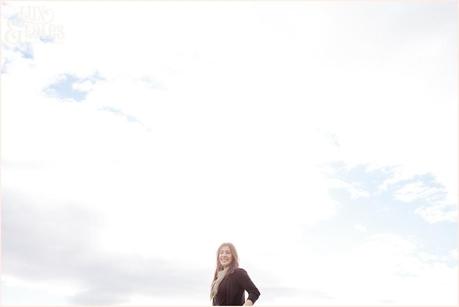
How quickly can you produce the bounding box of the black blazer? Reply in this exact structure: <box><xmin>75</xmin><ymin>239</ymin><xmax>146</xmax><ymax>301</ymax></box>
<box><xmin>212</xmin><ymin>268</ymin><xmax>260</xmax><ymax>306</ymax></box>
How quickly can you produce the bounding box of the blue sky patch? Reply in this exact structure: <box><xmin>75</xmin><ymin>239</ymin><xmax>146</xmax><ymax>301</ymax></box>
<box><xmin>14</xmin><ymin>43</ymin><xmax>34</xmax><ymax>59</ymax></box>
<box><xmin>321</xmin><ymin>162</ymin><xmax>457</xmax><ymax>263</ymax></box>
<box><xmin>39</xmin><ymin>36</ymin><xmax>55</xmax><ymax>43</ymax></box>
<box><xmin>99</xmin><ymin>106</ymin><xmax>142</xmax><ymax>125</ymax></box>
<box><xmin>44</xmin><ymin>72</ymin><xmax>103</xmax><ymax>102</ymax></box>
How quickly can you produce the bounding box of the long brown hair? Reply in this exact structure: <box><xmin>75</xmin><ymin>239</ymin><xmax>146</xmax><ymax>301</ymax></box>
<box><xmin>212</xmin><ymin>242</ymin><xmax>239</xmax><ymax>281</ymax></box>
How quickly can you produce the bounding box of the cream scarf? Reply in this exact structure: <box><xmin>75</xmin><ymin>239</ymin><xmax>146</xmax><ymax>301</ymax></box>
<box><xmin>210</xmin><ymin>267</ymin><xmax>229</xmax><ymax>302</ymax></box>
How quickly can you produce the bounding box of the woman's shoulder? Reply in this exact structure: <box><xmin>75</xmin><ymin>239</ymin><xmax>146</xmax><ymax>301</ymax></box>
<box><xmin>233</xmin><ymin>268</ymin><xmax>248</xmax><ymax>275</ymax></box>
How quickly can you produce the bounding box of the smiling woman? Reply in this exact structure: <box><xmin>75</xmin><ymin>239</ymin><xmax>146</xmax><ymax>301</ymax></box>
<box><xmin>210</xmin><ymin>243</ymin><xmax>261</xmax><ymax>306</ymax></box>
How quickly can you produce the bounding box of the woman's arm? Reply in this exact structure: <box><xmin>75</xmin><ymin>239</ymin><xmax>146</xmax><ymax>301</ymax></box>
<box><xmin>237</xmin><ymin>269</ymin><xmax>260</xmax><ymax>305</ymax></box>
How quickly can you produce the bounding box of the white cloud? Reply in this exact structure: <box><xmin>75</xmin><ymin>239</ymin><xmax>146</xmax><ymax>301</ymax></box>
<box><xmin>391</xmin><ymin>180</ymin><xmax>457</xmax><ymax>223</ymax></box>
<box><xmin>354</xmin><ymin>224</ymin><xmax>368</xmax><ymax>233</ymax></box>
<box><xmin>394</xmin><ymin>181</ymin><xmax>444</xmax><ymax>203</ymax></box>
<box><xmin>450</xmin><ymin>249</ymin><xmax>458</xmax><ymax>261</ymax></box>
<box><xmin>1</xmin><ymin>275</ymin><xmax>79</xmax><ymax>305</ymax></box>
<box><xmin>72</xmin><ymin>79</ymin><xmax>94</xmax><ymax>92</ymax></box>
<box><xmin>379</xmin><ymin>167</ymin><xmax>457</xmax><ymax>224</ymax></box>
<box><xmin>253</xmin><ymin>233</ymin><xmax>457</xmax><ymax>305</ymax></box>
<box><xmin>415</xmin><ymin>202</ymin><xmax>457</xmax><ymax>224</ymax></box>
<box><xmin>314</xmin><ymin>233</ymin><xmax>457</xmax><ymax>305</ymax></box>
<box><xmin>1</xmin><ymin>0</ymin><xmax>456</xmax><ymax>305</ymax></box>
<box><xmin>329</xmin><ymin>178</ymin><xmax>371</xmax><ymax>199</ymax></box>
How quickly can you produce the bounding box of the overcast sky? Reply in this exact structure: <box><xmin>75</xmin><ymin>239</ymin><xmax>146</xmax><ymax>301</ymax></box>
<box><xmin>1</xmin><ymin>0</ymin><xmax>457</xmax><ymax>305</ymax></box>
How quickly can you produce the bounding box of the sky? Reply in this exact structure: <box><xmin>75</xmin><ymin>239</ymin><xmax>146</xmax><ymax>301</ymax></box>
<box><xmin>0</xmin><ymin>0</ymin><xmax>457</xmax><ymax>305</ymax></box>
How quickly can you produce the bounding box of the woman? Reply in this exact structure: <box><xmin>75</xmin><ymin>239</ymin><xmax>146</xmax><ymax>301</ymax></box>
<box><xmin>210</xmin><ymin>242</ymin><xmax>260</xmax><ymax>306</ymax></box>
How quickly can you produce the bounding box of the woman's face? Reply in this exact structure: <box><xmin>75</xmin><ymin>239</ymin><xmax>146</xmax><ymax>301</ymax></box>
<box><xmin>219</xmin><ymin>245</ymin><xmax>233</xmax><ymax>268</ymax></box>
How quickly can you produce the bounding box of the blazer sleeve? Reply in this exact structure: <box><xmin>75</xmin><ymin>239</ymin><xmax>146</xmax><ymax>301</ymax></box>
<box><xmin>237</xmin><ymin>269</ymin><xmax>260</xmax><ymax>303</ymax></box>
